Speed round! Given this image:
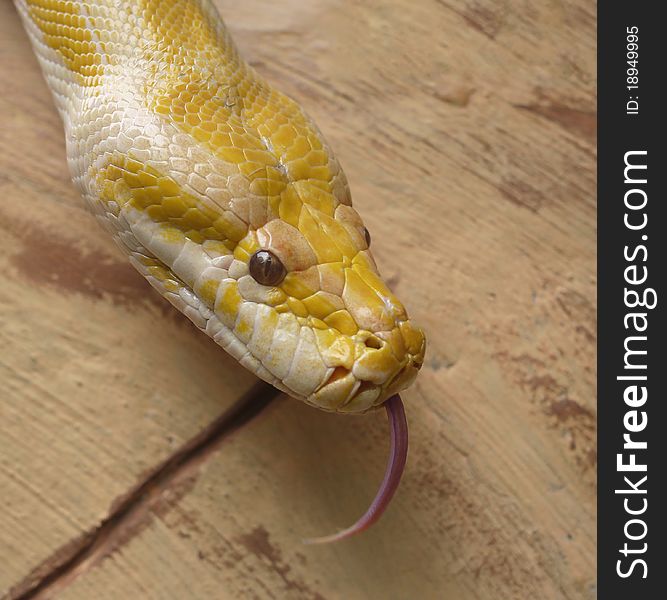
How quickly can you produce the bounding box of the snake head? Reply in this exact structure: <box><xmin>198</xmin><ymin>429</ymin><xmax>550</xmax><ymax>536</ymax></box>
<box><xmin>95</xmin><ymin>123</ymin><xmax>424</xmax><ymax>415</ymax></box>
<box><xmin>221</xmin><ymin>180</ymin><xmax>426</xmax><ymax>413</ymax></box>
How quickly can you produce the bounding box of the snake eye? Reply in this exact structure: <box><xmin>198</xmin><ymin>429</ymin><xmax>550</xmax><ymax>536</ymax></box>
<box><xmin>249</xmin><ymin>250</ymin><xmax>287</xmax><ymax>286</ymax></box>
<box><xmin>363</xmin><ymin>227</ymin><xmax>371</xmax><ymax>247</ymax></box>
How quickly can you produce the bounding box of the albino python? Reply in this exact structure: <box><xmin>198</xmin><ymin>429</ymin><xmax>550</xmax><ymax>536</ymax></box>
<box><xmin>15</xmin><ymin>0</ymin><xmax>426</xmax><ymax>542</ymax></box>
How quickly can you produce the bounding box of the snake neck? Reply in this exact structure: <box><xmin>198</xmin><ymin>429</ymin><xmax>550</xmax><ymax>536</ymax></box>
<box><xmin>18</xmin><ymin>1</ymin><xmax>242</xmax><ymax>118</ymax></box>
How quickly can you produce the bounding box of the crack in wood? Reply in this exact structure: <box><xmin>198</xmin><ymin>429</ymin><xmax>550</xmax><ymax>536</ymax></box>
<box><xmin>5</xmin><ymin>382</ymin><xmax>282</xmax><ymax>600</ymax></box>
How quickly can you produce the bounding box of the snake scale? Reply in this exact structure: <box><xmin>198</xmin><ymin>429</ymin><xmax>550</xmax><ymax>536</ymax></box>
<box><xmin>15</xmin><ymin>0</ymin><xmax>426</xmax><ymax>542</ymax></box>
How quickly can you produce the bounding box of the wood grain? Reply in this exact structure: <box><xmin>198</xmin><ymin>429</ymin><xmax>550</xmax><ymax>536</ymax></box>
<box><xmin>0</xmin><ymin>1</ymin><xmax>596</xmax><ymax>598</ymax></box>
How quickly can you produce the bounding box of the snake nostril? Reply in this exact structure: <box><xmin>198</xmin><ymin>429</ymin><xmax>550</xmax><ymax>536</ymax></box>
<box><xmin>363</xmin><ymin>335</ymin><xmax>383</xmax><ymax>350</ymax></box>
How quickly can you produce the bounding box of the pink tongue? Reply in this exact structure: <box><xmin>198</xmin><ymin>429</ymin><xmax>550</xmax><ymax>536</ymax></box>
<box><xmin>304</xmin><ymin>394</ymin><xmax>409</xmax><ymax>544</ymax></box>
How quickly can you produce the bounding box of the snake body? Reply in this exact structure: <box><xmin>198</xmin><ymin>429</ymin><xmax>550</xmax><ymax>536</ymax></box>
<box><xmin>16</xmin><ymin>0</ymin><xmax>426</xmax><ymax>540</ymax></box>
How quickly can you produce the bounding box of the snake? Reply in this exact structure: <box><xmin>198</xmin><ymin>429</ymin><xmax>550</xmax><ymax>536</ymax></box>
<box><xmin>15</xmin><ymin>0</ymin><xmax>426</xmax><ymax>543</ymax></box>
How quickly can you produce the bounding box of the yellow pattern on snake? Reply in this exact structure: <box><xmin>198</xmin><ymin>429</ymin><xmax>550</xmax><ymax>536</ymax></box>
<box><xmin>16</xmin><ymin>0</ymin><xmax>426</xmax><ymax>413</ymax></box>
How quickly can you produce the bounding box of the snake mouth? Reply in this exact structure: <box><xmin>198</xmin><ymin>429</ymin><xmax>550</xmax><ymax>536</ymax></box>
<box><xmin>312</xmin><ymin>346</ymin><xmax>424</xmax><ymax>414</ymax></box>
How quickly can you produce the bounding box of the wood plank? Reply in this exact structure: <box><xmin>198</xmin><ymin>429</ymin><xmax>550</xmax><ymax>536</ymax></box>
<box><xmin>1</xmin><ymin>0</ymin><xmax>596</xmax><ymax>598</ymax></box>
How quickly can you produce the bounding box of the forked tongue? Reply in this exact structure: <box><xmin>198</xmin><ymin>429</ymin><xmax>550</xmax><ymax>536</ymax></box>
<box><xmin>304</xmin><ymin>394</ymin><xmax>408</xmax><ymax>544</ymax></box>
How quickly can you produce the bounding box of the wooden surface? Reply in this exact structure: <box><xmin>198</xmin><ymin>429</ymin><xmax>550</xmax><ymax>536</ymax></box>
<box><xmin>0</xmin><ymin>1</ymin><xmax>596</xmax><ymax>599</ymax></box>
